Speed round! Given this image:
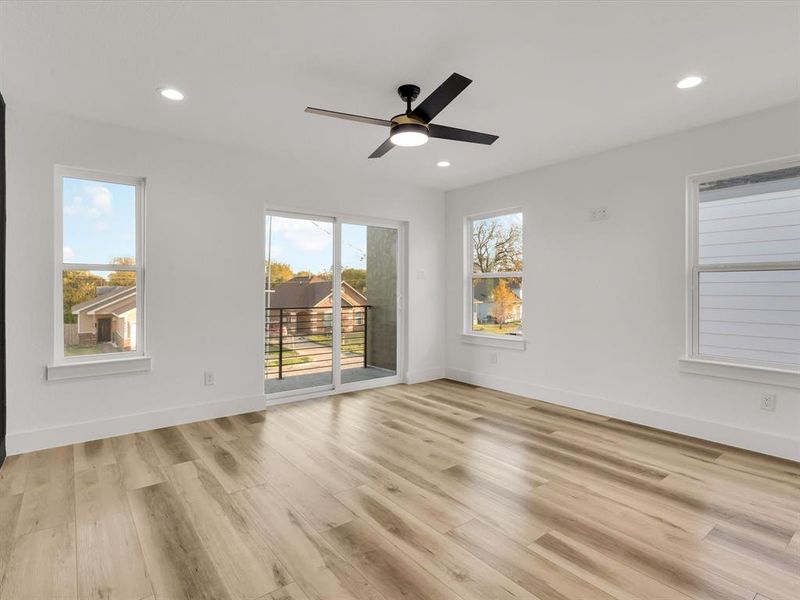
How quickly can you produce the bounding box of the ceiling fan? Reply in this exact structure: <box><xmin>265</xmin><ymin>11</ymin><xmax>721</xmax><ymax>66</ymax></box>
<box><xmin>305</xmin><ymin>73</ymin><xmax>499</xmax><ymax>159</ymax></box>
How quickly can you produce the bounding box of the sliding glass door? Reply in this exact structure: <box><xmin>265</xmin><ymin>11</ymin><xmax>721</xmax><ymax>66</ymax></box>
<box><xmin>264</xmin><ymin>212</ymin><xmax>402</xmax><ymax>397</ymax></box>
<box><xmin>264</xmin><ymin>214</ymin><xmax>334</xmax><ymax>394</ymax></box>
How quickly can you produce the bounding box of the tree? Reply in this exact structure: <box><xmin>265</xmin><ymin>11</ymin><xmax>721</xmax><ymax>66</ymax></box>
<box><xmin>472</xmin><ymin>219</ymin><xmax>522</xmax><ymax>273</ymax></box>
<box><xmin>341</xmin><ymin>268</ymin><xmax>367</xmax><ymax>293</ymax></box>
<box><xmin>490</xmin><ymin>280</ymin><xmax>517</xmax><ymax>329</ymax></box>
<box><xmin>265</xmin><ymin>261</ymin><xmax>293</xmax><ymax>288</ymax></box>
<box><xmin>291</xmin><ymin>269</ymin><xmax>333</xmax><ymax>281</ymax></box>
<box><xmin>62</xmin><ymin>270</ymin><xmax>106</xmax><ymax>324</ymax></box>
<box><xmin>107</xmin><ymin>257</ymin><xmax>136</xmax><ymax>287</ymax></box>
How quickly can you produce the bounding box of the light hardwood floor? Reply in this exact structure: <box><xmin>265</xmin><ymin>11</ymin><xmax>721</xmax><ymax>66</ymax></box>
<box><xmin>0</xmin><ymin>379</ymin><xmax>798</xmax><ymax>600</ymax></box>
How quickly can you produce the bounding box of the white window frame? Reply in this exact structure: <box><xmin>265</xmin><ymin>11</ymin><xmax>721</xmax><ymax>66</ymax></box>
<box><xmin>682</xmin><ymin>155</ymin><xmax>800</xmax><ymax>386</ymax></box>
<box><xmin>49</xmin><ymin>166</ymin><xmax>148</xmax><ymax>379</ymax></box>
<box><xmin>462</xmin><ymin>208</ymin><xmax>526</xmax><ymax>349</ymax></box>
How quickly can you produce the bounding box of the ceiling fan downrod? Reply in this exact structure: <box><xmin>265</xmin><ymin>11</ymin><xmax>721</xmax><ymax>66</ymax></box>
<box><xmin>397</xmin><ymin>84</ymin><xmax>420</xmax><ymax>114</ymax></box>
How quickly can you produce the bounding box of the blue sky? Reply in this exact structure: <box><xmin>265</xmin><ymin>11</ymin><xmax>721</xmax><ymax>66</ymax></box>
<box><xmin>265</xmin><ymin>216</ymin><xmax>367</xmax><ymax>274</ymax></box>
<box><xmin>62</xmin><ymin>177</ymin><xmax>136</xmax><ymax>265</ymax></box>
<box><xmin>472</xmin><ymin>211</ymin><xmax>523</xmax><ymax>265</ymax></box>
<box><xmin>63</xmin><ymin>180</ymin><xmax>369</xmax><ymax>276</ymax></box>
<box><xmin>473</xmin><ymin>211</ymin><xmax>522</xmax><ymax>232</ymax></box>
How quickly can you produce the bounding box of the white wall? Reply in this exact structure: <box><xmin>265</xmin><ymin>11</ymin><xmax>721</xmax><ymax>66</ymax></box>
<box><xmin>8</xmin><ymin>101</ymin><xmax>798</xmax><ymax>459</ymax></box>
<box><xmin>6</xmin><ymin>105</ymin><xmax>446</xmax><ymax>453</ymax></box>
<box><xmin>445</xmin><ymin>102</ymin><xmax>800</xmax><ymax>461</ymax></box>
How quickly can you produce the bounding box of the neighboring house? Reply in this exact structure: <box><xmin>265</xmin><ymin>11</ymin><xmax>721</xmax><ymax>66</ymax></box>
<box><xmin>266</xmin><ymin>276</ymin><xmax>367</xmax><ymax>334</ymax></box>
<box><xmin>71</xmin><ymin>285</ymin><xmax>137</xmax><ymax>349</ymax></box>
<box><xmin>472</xmin><ymin>279</ymin><xmax>522</xmax><ymax>325</ymax></box>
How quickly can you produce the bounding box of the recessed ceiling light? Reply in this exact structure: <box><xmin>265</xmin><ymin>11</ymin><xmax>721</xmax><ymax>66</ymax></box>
<box><xmin>437</xmin><ymin>161</ymin><xmax>451</xmax><ymax>168</ymax></box>
<box><xmin>159</xmin><ymin>87</ymin><xmax>185</xmax><ymax>101</ymax></box>
<box><xmin>676</xmin><ymin>75</ymin><xmax>703</xmax><ymax>90</ymax></box>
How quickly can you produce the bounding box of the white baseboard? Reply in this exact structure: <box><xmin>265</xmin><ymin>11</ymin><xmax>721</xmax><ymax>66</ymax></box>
<box><xmin>405</xmin><ymin>367</ymin><xmax>447</xmax><ymax>384</ymax></box>
<box><xmin>445</xmin><ymin>368</ymin><xmax>800</xmax><ymax>462</ymax></box>
<box><xmin>6</xmin><ymin>394</ymin><xmax>265</xmax><ymax>455</ymax></box>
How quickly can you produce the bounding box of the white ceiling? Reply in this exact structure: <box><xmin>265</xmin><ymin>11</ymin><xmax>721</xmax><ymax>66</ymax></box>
<box><xmin>1</xmin><ymin>1</ymin><xmax>798</xmax><ymax>191</ymax></box>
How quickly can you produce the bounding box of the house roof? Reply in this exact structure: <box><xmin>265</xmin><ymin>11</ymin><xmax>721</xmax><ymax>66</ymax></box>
<box><xmin>72</xmin><ymin>286</ymin><xmax>136</xmax><ymax>315</ymax></box>
<box><xmin>472</xmin><ymin>279</ymin><xmax>522</xmax><ymax>303</ymax></box>
<box><xmin>267</xmin><ymin>276</ymin><xmax>367</xmax><ymax>309</ymax></box>
<box><xmin>104</xmin><ymin>294</ymin><xmax>137</xmax><ymax>317</ymax></box>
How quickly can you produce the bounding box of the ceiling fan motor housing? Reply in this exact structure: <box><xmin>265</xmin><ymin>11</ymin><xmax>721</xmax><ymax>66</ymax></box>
<box><xmin>389</xmin><ymin>113</ymin><xmax>429</xmax><ymax>145</ymax></box>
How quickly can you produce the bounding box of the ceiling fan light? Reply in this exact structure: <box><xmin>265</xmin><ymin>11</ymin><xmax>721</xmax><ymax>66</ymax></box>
<box><xmin>390</xmin><ymin>123</ymin><xmax>429</xmax><ymax>147</ymax></box>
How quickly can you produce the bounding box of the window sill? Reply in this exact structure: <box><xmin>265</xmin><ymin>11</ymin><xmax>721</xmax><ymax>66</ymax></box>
<box><xmin>678</xmin><ymin>357</ymin><xmax>799</xmax><ymax>389</ymax></box>
<box><xmin>46</xmin><ymin>356</ymin><xmax>152</xmax><ymax>381</ymax></box>
<box><xmin>460</xmin><ymin>333</ymin><xmax>527</xmax><ymax>350</ymax></box>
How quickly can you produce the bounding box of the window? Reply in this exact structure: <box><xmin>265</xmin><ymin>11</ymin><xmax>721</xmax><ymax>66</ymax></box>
<box><xmin>466</xmin><ymin>211</ymin><xmax>523</xmax><ymax>337</ymax></box>
<box><xmin>55</xmin><ymin>167</ymin><xmax>144</xmax><ymax>363</ymax></box>
<box><xmin>688</xmin><ymin>159</ymin><xmax>800</xmax><ymax>370</ymax></box>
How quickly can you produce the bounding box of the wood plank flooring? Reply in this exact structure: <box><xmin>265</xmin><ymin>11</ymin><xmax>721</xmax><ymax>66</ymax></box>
<box><xmin>0</xmin><ymin>379</ymin><xmax>798</xmax><ymax>599</ymax></box>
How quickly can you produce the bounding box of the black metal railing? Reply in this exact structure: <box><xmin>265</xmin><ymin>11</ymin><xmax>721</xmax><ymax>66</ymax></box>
<box><xmin>264</xmin><ymin>305</ymin><xmax>370</xmax><ymax>379</ymax></box>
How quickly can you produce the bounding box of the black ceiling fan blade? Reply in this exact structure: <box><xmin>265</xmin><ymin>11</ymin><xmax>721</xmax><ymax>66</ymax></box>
<box><xmin>410</xmin><ymin>73</ymin><xmax>472</xmax><ymax>123</ymax></box>
<box><xmin>305</xmin><ymin>107</ymin><xmax>392</xmax><ymax>127</ymax></box>
<box><xmin>368</xmin><ymin>138</ymin><xmax>395</xmax><ymax>159</ymax></box>
<box><xmin>428</xmin><ymin>123</ymin><xmax>498</xmax><ymax>145</ymax></box>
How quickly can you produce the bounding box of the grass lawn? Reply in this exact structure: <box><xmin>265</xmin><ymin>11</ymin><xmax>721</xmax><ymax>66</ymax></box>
<box><xmin>265</xmin><ymin>346</ymin><xmax>311</xmax><ymax>367</ymax></box>
<box><xmin>472</xmin><ymin>320</ymin><xmax>522</xmax><ymax>335</ymax></box>
<box><xmin>65</xmin><ymin>344</ymin><xmax>123</xmax><ymax>356</ymax></box>
<box><xmin>306</xmin><ymin>332</ymin><xmax>365</xmax><ymax>355</ymax></box>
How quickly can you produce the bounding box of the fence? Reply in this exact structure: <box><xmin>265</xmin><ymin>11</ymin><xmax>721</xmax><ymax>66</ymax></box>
<box><xmin>264</xmin><ymin>305</ymin><xmax>370</xmax><ymax>379</ymax></box>
<box><xmin>64</xmin><ymin>323</ymin><xmax>79</xmax><ymax>346</ymax></box>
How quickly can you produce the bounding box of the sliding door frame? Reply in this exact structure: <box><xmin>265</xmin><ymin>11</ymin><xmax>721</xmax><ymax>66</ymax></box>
<box><xmin>263</xmin><ymin>206</ymin><xmax>407</xmax><ymax>405</ymax></box>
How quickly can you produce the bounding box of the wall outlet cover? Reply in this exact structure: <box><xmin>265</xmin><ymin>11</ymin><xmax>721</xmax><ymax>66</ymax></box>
<box><xmin>760</xmin><ymin>392</ymin><xmax>777</xmax><ymax>411</ymax></box>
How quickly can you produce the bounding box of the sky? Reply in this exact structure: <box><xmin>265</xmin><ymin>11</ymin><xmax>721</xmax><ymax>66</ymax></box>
<box><xmin>63</xmin><ymin>178</ymin><xmax>372</xmax><ymax>278</ymax></box>
<box><xmin>472</xmin><ymin>211</ymin><xmax>523</xmax><ymax>265</ymax></box>
<box><xmin>473</xmin><ymin>211</ymin><xmax>522</xmax><ymax>233</ymax></box>
<box><xmin>62</xmin><ymin>177</ymin><xmax>136</xmax><ymax>265</ymax></box>
<box><xmin>265</xmin><ymin>216</ymin><xmax>369</xmax><ymax>274</ymax></box>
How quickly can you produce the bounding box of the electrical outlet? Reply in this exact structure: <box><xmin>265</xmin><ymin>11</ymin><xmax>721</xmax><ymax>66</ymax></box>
<box><xmin>204</xmin><ymin>371</ymin><xmax>215</xmax><ymax>386</ymax></box>
<box><xmin>590</xmin><ymin>207</ymin><xmax>609</xmax><ymax>221</ymax></box>
<box><xmin>490</xmin><ymin>352</ymin><xmax>498</xmax><ymax>365</ymax></box>
<box><xmin>760</xmin><ymin>392</ymin><xmax>776</xmax><ymax>412</ymax></box>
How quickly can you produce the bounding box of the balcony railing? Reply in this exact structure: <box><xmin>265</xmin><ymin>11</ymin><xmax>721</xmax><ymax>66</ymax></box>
<box><xmin>264</xmin><ymin>305</ymin><xmax>370</xmax><ymax>379</ymax></box>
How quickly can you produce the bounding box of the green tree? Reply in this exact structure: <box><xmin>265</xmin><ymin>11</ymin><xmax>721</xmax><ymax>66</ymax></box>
<box><xmin>265</xmin><ymin>261</ymin><xmax>294</xmax><ymax>288</ymax></box>
<box><xmin>342</xmin><ymin>268</ymin><xmax>367</xmax><ymax>293</ymax></box>
<box><xmin>107</xmin><ymin>257</ymin><xmax>136</xmax><ymax>287</ymax></box>
<box><xmin>62</xmin><ymin>270</ymin><xmax>106</xmax><ymax>324</ymax></box>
